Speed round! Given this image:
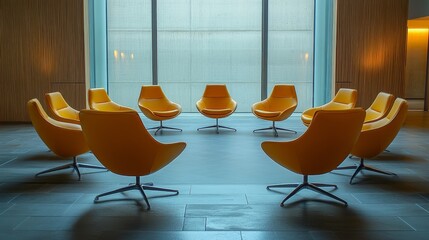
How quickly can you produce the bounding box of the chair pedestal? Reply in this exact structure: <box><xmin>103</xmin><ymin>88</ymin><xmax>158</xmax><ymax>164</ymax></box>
<box><xmin>94</xmin><ymin>176</ymin><xmax>179</xmax><ymax>210</ymax></box>
<box><xmin>35</xmin><ymin>156</ymin><xmax>106</xmax><ymax>180</ymax></box>
<box><xmin>147</xmin><ymin>121</ymin><xmax>182</xmax><ymax>135</ymax></box>
<box><xmin>267</xmin><ymin>175</ymin><xmax>347</xmax><ymax>206</ymax></box>
<box><xmin>253</xmin><ymin>121</ymin><xmax>297</xmax><ymax>137</ymax></box>
<box><xmin>197</xmin><ymin>118</ymin><xmax>236</xmax><ymax>134</ymax></box>
<box><xmin>335</xmin><ymin>158</ymin><xmax>396</xmax><ymax>184</ymax></box>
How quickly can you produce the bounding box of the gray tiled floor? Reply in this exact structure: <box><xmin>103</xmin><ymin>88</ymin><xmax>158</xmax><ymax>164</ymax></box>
<box><xmin>0</xmin><ymin>112</ymin><xmax>429</xmax><ymax>239</ymax></box>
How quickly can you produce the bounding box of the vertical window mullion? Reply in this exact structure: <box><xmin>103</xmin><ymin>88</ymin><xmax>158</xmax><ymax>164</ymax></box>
<box><xmin>261</xmin><ymin>0</ymin><xmax>268</xmax><ymax>100</ymax></box>
<box><xmin>152</xmin><ymin>0</ymin><xmax>158</xmax><ymax>85</ymax></box>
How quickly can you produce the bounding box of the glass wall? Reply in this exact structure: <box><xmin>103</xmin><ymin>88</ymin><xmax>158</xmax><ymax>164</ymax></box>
<box><xmin>107</xmin><ymin>0</ymin><xmax>152</xmax><ymax>109</ymax></box>
<box><xmin>105</xmin><ymin>0</ymin><xmax>315</xmax><ymax>112</ymax></box>
<box><xmin>158</xmin><ymin>0</ymin><xmax>261</xmax><ymax>112</ymax></box>
<box><xmin>268</xmin><ymin>0</ymin><xmax>314</xmax><ymax>112</ymax></box>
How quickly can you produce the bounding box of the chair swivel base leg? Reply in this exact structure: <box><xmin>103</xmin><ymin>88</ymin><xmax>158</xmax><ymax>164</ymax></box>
<box><xmin>35</xmin><ymin>156</ymin><xmax>105</xmax><ymax>180</ymax></box>
<box><xmin>335</xmin><ymin>158</ymin><xmax>396</xmax><ymax>184</ymax></box>
<box><xmin>197</xmin><ymin>119</ymin><xmax>236</xmax><ymax>134</ymax></box>
<box><xmin>147</xmin><ymin>121</ymin><xmax>182</xmax><ymax>135</ymax></box>
<box><xmin>267</xmin><ymin>175</ymin><xmax>347</xmax><ymax>206</ymax></box>
<box><xmin>94</xmin><ymin>176</ymin><xmax>179</xmax><ymax>210</ymax></box>
<box><xmin>253</xmin><ymin>121</ymin><xmax>296</xmax><ymax>137</ymax></box>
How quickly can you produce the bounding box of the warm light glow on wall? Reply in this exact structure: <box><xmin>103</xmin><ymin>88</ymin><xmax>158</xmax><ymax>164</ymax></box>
<box><xmin>362</xmin><ymin>42</ymin><xmax>386</xmax><ymax>70</ymax></box>
<box><xmin>33</xmin><ymin>45</ymin><xmax>55</xmax><ymax>76</ymax></box>
<box><xmin>408</xmin><ymin>28</ymin><xmax>429</xmax><ymax>33</ymax></box>
<box><xmin>113</xmin><ymin>50</ymin><xmax>118</xmax><ymax>59</ymax></box>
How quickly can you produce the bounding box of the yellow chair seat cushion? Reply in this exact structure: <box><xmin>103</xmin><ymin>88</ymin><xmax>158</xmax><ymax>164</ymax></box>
<box><xmin>153</xmin><ymin>109</ymin><xmax>180</xmax><ymax>117</ymax></box>
<box><xmin>201</xmin><ymin>108</ymin><xmax>232</xmax><ymax>115</ymax></box>
<box><xmin>254</xmin><ymin>109</ymin><xmax>281</xmax><ymax>118</ymax></box>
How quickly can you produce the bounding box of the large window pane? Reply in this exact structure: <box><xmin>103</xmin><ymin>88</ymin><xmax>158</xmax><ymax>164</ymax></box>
<box><xmin>104</xmin><ymin>0</ymin><xmax>315</xmax><ymax>112</ymax></box>
<box><xmin>268</xmin><ymin>0</ymin><xmax>314</xmax><ymax>112</ymax></box>
<box><xmin>107</xmin><ymin>0</ymin><xmax>152</xmax><ymax>110</ymax></box>
<box><xmin>158</xmin><ymin>0</ymin><xmax>261</xmax><ymax>112</ymax></box>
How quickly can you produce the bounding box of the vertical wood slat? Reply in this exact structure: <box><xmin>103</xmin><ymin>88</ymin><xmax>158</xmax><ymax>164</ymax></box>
<box><xmin>0</xmin><ymin>0</ymin><xmax>86</xmax><ymax>122</ymax></box>
<box><xmin>335</xmin><ymin>0</ymin><xmax>408</xmax><ymax>108</ymax></box>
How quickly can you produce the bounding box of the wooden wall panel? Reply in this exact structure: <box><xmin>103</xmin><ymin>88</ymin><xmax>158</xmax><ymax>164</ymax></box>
<box><xmin>0</xmin><ymin>0</ymin><xmax>86</xmax><ymax>122</ymax></box>
<box><xmin>336</xmin><ymin>0</ymin><xmax>408</xmax><ymax>108</ymax></box>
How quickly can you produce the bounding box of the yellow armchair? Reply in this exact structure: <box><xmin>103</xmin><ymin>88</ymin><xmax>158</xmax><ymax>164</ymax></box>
<box><xmin>88</xmin><ymin>88</ymin><xmax>134</xmax><ymax>111</ymax></box>
<box><xmin>27</xmin><ymin>99</ymin><xmax>104</xmax><ymax>180</ymax></box>
<box><xmin>336</xmin><ymin>98</ymin><xmax>408</xmax><ymax>184</ymax></box>
<box><xmin>45</xmin><ymin>92</ymin><xmax>80</xmax><ymax>124</ymax></box>
<box><xmin>364</xmin><ymin>92</ymin><xmax>394</xmax><ymax>123</ymax></box>
<box><xmin>138</xmin><ymin>85</ymin><xmax>182</xmax><ymax>135</ymax></box>
<box><xmin>252</xmin><ymin>84</ymin><xmax>298</xmax><ymax>136</ymax></box>
<box><xmin>262</xmin><ymin>108</ymin><xmax>365</xmax><ymax>206</ymax></box>
<box><xmin>196</xmin><ymin>84</ymin><xmax>237</xmax><ymax>134</ymax></box>
<box><xmin>301</xmin><ymin>88</ymin><xmax>357</xmax><ymax>126</ymax></box>
<box><xmin>79</xmin><ymin>109</ymin><xmax>186</xmax><ymax>210</ymax></box>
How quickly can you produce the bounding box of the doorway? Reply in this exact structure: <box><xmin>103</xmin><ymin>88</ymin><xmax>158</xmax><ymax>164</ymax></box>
<box><xmin>406</xmin><ymin>18</ymin><xmax>429</xmax><ymax>111</ymax></box>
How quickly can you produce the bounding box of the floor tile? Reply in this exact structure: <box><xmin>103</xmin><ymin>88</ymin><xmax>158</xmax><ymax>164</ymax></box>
<box><xmin>242</xmin><ymin>231</ymin><xmax>312</xmax><ymax>240</ymax></box>
<box><xmin>0</xmin><ymin>193</ymin><xmax>20</xmax><ymax>203</ymax></box>
<box><xmin>182</xmin><ymin>217</ymin><xmax>206</xmax><ymax>231</ymax></box>
<box><xmin>2</xmin><ymin>204</ymin><xmax>71</xmax><ymax>216</ymax></box>
<box><xmin>351</xmin><ymin>193</ymin><xmax>429</xmax><ymax>204</ymax></box>
<box><xmin>417</xmin><ymin>203</ymin><xmax>429</xmax><ymax>213</ymax></box>
<box><xmin>315</xmin><ymin>231</ymin><xmax>429</xmax><ymax>240</ymax></box>
<box><xmin>0</xmin><ymin>216</ymin><xmax>28</xmax><ymax>231</ymax></box>
<box><xmin>0</xmin><ymin>230</ymin><xmax>100</xmax><ymax>240</ymax></box>
<box><xmin>97</xmin><ymin>231</ymin><xmax>241</xmax><ymax>240</ymax></box>
<box><xmin>400</xmin><ymin>216</ymin><xmax>429</xmax><ymax>230</ymax></box>
<box><xmin>63</xmin><ymin>203</ymin><xmax>186</xmax><ymax>217</ymax></box>
<box><xmin>206</xmin><ymin>215</ymin><xmax>413</xmax><ymax>231</ymax></box>
<box><xmin>11</xmin><ymin>193</ymin><xmax>83</xmax><ymax>204</ymax></box>
<box><xmin>0</xmin><ymin>203</ymin><xmax>13</xmax><ymax>215</ymax></box>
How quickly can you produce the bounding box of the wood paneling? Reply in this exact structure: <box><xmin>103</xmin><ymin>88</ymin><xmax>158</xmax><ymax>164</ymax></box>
<box><xmin>336</xmin><ymin>0</ymin><xmax>408</xmax><ymax>108</ymax></box>
<box><xmin>0</xmin><ymin>0</ymin><xmax>86</xmax><ymax>122</ymax></box>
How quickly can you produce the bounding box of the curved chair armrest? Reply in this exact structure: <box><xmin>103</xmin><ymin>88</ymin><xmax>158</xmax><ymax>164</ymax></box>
<box><xmin>138</xmin><ymin>103</ymin><xmax>156</xmax><ymax>116</ymax></box>
<box><xmin>170</xmin><ymin>102</ymin><xmax>182</xmax><ymax>112</ymax></box>
<box><xmin>118</xmin><ymin>105</ymin><xmax>135</xmax><ymax>111</ymax></box>
<box><xmin>55</xmin><ymin>107</ymin><xmax>80</xmax><ymax>124</ymax></box>
<box><xmin>301</xmin><ymin>107</ymin><xmax>320</xmax><ymax>125</ymax></box>
<box><xmin>196</xmin><ymin>99</ymin><xmax>206</xmax><ymax>111</ymax></box>
<box><xmin>228</xmin><ymin>99</ymin><xmax>237</xmax><ymax>110</ymax></box>
<box><xmin>277</xmin><ymin>102</ymin><xmax>297</xmax><ymax>120</ymax></box>
<box><xmin>251</xmin><ymin>100</ymin><xmax>268</xmax><ymax>111</ymax></box>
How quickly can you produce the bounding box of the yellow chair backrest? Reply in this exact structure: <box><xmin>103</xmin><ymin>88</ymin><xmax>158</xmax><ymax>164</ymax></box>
<box><xmin>45</xmin><ymin>92</ymin><xmax>80</xmax><ymax>124</ymax></box>
<box><xmin>328</xmin><ymin>88</ymin><xmax>358</xmax><ymax>109</ymax></box>
<box><xmin>139</xmin><ymin>85</ymin><xmax>166</xmax><ymax>100</ymax></box>
<box><xmin>79</xmin><ymin>110</ymin><xmax>186</xmax><ymax>176</ymax></box>
<box><xmin>199</xmin><ymin>84</ymin><xmax>236</xmax><ymax>110</ymax></box>
<box><xmin>27</xmin><ymin>99</ymin><xmax>88</xmax><ymax>158</ymax></box>
<box><xmin>262</xmin><ymin>108</ymin><xmax>365</xmax><ymax>175</ymax></box>
<box><xmin>88</xmin><ymin>88</ymin><xmax>133</xmax><ymax>111</ymax></box>
<box><xmin>271</xmin><ymin>84</ymin><xmax>297</xmax><ymax>99</ymax></box>
<box><xmin>138</xmin><ymin>85</ymin><xmax>178</xmax><ymax>111</ymax></box>
<box><xmin>365</xmin><ymin>92</ymin><xmax>394</xmax><ymax>123</ymax></box>
<box><xmin>202</xmin><ymin>84</ymin><xmax>231</xmax><ymax>98</ymax></box>
<box><xmin>265</xmin><ymin>84</ymin><xmax>297</xmax><ymax>111</ymax></box>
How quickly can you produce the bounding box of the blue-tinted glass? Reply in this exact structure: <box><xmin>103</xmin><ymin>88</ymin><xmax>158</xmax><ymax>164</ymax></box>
<box><xmin>107</xmin><ymin>0</ymin><xmax>152</xmax><ymax>110</ymax></box>
<box><xmin>268</xmin><ymin>0</ymin><xmax>314</xmax><ymax>112</ymax></box>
